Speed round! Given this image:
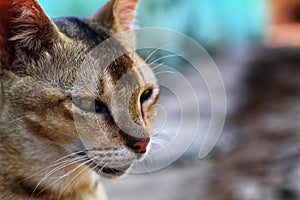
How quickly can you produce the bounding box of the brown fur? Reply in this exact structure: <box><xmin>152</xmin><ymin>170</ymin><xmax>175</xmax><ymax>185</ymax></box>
<box><xmin>0</xmin><ymin>0</ymin><xmax>158</xmax><ymax>199</ymax></box>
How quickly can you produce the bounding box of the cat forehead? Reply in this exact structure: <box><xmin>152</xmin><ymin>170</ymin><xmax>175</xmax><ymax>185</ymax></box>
<box><xmin>15</xmin><ymin>16</ymin><xmax>153</xmax><ymax>95</ymax></box>
<box><xmin>68</xmin><ymin>51</ymin><xmax>151</xmax><ymax>98</ymax></box>
<box><xmin>17</xmin><ymin>16</ymin><xmax>141</xmax><ymax>80</ymax></box>
<box><xmin>26</xmin><ymin>40</ymin><xmax>149</xmax><ymax>95</ymax></box>
<box><xmin>53</xmin><ymin>17</ymin><xmax>112</xmax><ymax>46</ymax></box>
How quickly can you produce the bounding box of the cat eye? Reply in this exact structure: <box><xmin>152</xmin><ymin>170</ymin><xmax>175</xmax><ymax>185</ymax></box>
<box><xmin>72</xmin><ymin>98</ymin><xmax>95</xmax><ymax>112</ymax></box>
<box><xmin>140</xmin><ymin>89</ymin><xmax>153</xmax><ymax>104</ymax></box>
<box><xmin>71</xmin><ymin>97</ymin><xmax>110</xmax><ymax>117</ymax></box>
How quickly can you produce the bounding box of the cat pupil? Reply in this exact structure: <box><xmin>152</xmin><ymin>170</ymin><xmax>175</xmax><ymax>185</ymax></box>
<box><xmin>140</xmin><ymin>89</ymin><xmax>153</xmax><ymax>104</ymax></box>
<box><xmin>95</xmin><ymin>100</ymin><xmax>110</xmax><ymax>116</ymax></box>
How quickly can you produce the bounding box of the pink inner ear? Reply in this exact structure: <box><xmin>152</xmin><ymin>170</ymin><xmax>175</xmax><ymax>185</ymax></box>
<box><xmin>0</xmin><ymin>1</ymin><xmax>10</xmax><ymax>37</ymax></box>
<box><xmin>0</xmin><ymin>0</ymin><xmax>49</xmax><ymax>32</ymax></box>
<box><xmin>0</xmin><ymin>0</ymin><xmax>13</xmax><ymax>65</ymax></box>
<box><xmin>116</xmin><ymin>0</ymin><xmax>139</xmax><ymax>31</ymax></box>
<box><xmin>0</xmin><ymin>0</ymin><xmax>58</xmax><ymax>67</ymax></box>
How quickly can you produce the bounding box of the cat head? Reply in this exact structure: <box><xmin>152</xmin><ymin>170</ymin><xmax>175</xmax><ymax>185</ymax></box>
<box><xmin>0</xmin><ymin>0</ymin><xmax>159</xmax><ymax>178</ymax></box>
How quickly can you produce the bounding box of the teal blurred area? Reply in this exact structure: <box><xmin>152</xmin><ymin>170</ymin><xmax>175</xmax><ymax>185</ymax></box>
<box><xmin>38</xmin><ymin>0</ymin><xmax>106</xmax><ymax>18</ymax></box>
<box><xmin>138</xmin><ymin>0</ymin><xmax>269</xmax><ymax>48</ymax></box>
<box><xmin>38</xmin><ymin>0</ymin><xmax>268</xmax><ymax>49</ymax></box>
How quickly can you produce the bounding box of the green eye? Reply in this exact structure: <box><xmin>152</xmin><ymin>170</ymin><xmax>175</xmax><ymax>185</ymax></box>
<box><xmin>72</xmin><ymin>98</ymin><xmax>95</xmax><ymax>112</ymax></box>
<box><xmin>70</xmin><ymin>97</ymin><xmax>111</xmax><ymax>118</ymax></box>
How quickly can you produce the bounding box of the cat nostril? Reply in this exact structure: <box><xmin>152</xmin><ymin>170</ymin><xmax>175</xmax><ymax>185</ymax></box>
<box><xmin>127</xmin><ymin>138</ymin><xmax>150</xmax><ymax>154</ymax></box>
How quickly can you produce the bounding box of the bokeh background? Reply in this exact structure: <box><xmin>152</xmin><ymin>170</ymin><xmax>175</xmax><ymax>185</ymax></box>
<box><xmin>39</xmin><ymin>0</ymin><xmax>300</xmax><ymax>199</ymax></box>
<box><xmin>39</xmin><ymin>0</ymin><xmax>268</xmax><ymax>49</ymax></box>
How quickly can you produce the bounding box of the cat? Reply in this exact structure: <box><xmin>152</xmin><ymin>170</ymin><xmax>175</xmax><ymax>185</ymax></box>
<box><xmin>0</xmin><ymin>0</ymin><xmax>159</xmax><ymax>199</ymax></box>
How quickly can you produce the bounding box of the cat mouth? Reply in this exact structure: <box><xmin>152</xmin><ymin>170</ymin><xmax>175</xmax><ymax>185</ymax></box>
<box><xmin>74</xmin><ymin>151</ymin><xmax>131</xmax><ymax>178</ymax></box>
<box><xmin>91</xmin><ymin>162</ymin><xmax>131</xmax><ymax>178</ymax></box>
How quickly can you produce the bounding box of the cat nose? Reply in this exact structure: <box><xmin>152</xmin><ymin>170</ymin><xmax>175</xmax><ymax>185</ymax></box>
<box><xmin>126</xmin><ymin>137</ymin><xmax>150</xmax><ymax>154</ymax></box>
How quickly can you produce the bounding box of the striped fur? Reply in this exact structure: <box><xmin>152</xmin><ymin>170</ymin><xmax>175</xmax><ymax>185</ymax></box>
<box><xmin>0</xmin><ymin>0</ymin><xmax>158</xmax><ymax>199</ymax></box>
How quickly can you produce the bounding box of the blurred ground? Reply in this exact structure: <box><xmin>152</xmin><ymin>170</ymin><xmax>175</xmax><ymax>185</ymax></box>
<box><xmin>104</xmin><ymin>162</ymin><xmax>211</xmax><ymax>200</ymax></box>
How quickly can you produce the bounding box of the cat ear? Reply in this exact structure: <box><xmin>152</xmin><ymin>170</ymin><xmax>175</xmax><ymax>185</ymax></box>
<box><xmin>91</xmin><ymin>0</ymin><xmax>139</xmax><ymax>33</ymax></box>
<box><xmin>0</xmin><ymin>0</ymin><xmax>61</xmax><ymax>68</ymax></box>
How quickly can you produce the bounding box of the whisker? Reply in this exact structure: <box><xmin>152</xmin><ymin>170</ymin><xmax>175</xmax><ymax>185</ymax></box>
<box><xmin>154</xmin><ymin>70</ymin><xmax>175</xmax><ymax>76</ymax></box>
<box><xmin>19</xmin><ymin>159</ymin><xmax>71</xmax><ymax>185</ymax></box>
<box><xmin>57</xmin><ymin>159</ymin><xmax>97</xmax><ymax>200</ymax></box>
<box><xmin>149</xmin><ymin>131</ymin><xmax>174</xmax><ymax>152</ymax></box>
<box><xmin>137</xmin><ymin>155</ymin><xmax>153</xmax><ymax>174</ymax></box>
<box><xmin>69</xmin><ymin>157</ymin><xmax>106</xmax><ymax>199</ymax></box>
<box><xmin>148</xmin><ymin>54</ymin><xmax>181</xmax><ymax>66</ymax></box>
<box><xmin>97</xmin><ymin>162</ymin><xmax>109</xmax><ymax>175</ymax></box>
<box><xmin>148</xmin><ymin>156</ymin><xmax>155</xmax><ymax>171</ymax></box>
<box><xmin>54</xmin><ymin>151</ymin><xmax>86</xmax><ymax>163</ymax></box>
<box><xmin>9</xmin><ymin>114</ymin><xmax>34</xmax><ymax>124</ymax></box>
<box><xmin>18</xmin><ymin>154</ymin><xmax>86</xmax><ymax>186</ymax></box>
<box><xmin>31</xmin><ymin>157</ymin><xmax>89</xmax><ymax>199</ymax></box>
<box><xmin>71</xmin><ymin>157</ymin><xmax>107</xmax><ymax>199</ymax></box>
<box><xmin>45</xmin><ymin>157</ymin><xmax>88</xmax><ymax>180</ymax></box>
<box><xmin>144</xmin><ymin>43</ymin><xmax>173</xmax><ymax>63</ymax></box>
<box><xmin>152</xmin><ymin>128</ymin><xmax>165</xmax><ymax>135</ymax></box>
<box><xmin>33</xmin><ymin>158</ymin><xmax>94</xmax><ymax>199</ymax></box>
<box><xmin>152</xmin><ymin>131</ymin><xmax>173</xmax><ymax>142</ymax></box>
<box><xmin>150</xmin><ymin>62</ymin><xmax>165</xmax><ymax>71</ymax></box>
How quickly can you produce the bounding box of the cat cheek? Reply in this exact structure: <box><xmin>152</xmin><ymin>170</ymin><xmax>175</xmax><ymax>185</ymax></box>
<box><xmin>22</xmin><ymin>118</ymin><xmax>72</xmax><ymax>144</ymax></box>
<box><xmin>71</xmin><ymin>114</ymin><xmax>117</xmax><ymax>147</ymax></box>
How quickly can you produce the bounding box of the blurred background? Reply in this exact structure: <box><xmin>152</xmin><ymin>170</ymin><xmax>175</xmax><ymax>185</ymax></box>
<box><xmin>39</xmin><ymin>0</ymin><xmax>300</xmax><ymax>199</ymax></box>
<box><xmin>39</xmin><ymin>0</ymin><xmax>268</xmax><ymax>49</ymax></box>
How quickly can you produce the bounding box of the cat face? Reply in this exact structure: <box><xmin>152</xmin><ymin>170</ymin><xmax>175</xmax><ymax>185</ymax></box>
<box><xmin>0</xmin><ymin>0</ymin><xmax>158</xmax><ymax>178</ymax></box>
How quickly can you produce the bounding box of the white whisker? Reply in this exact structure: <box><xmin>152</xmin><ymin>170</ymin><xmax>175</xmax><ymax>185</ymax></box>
<box><xmin>19</xmin><ymin>152</ymin><xmax>86</xmax><ymax>186</ymax></box>
<box><xmin>150</xmin><ymin>131</ymin><xmax>174</xmax><ymax>152</ymax></box>
<box><xmin>19</xmin><ymin>159</ymin><xmax>71</xmax><ymax>185</ymax></box>
<box><xmin>45</xmin><ymin>157</ymin><xmax>88</xmax><ymax>180</ymax></box>
<box><xmin>31</xmin><ymin>157</ymin><xmax>89</xmax><ymax>199</ymax></box>
<box><xmin>151</xmin><ymin>63</ymin><xmax>165</xmax><ymax>71</ymax></box>
<box><xmin>33</xmin><ymin>158</ymin><xmax>94</xmax><ymax>199</ymax></box>
<box><xmin>148</xmin><ymin>54</ymin><xmax>180</xmax><ymax>66</ymax></box>
<box><xmin>9</xmin><ymin>114</ymin><xmax>34</xmax><ymax>124</ymax></box>
<box><xmin>57</xmin><ymin>159</ymin><xmax>97</xmax><ymax>200</ymax></box>
<box><xmin>144</xmin><ymin>43</ymin><xmax>173</xmax><ymax>63</ymax></box>
<box><xmin>97</xmin><ymin>162</ymin><xmax>108</xmax><ymax>175</ymax></box>
<box><xmin>70</xmin><ymin>157</ymin><xmax>106</xmax><ymax>198</ymax></box>
<box><xmin>154</xmin><ymin>71</ymin><xmax>175</xmax><ymax>76</ymax></box>
<box><xmin>54</xmin><ymin>151</ymin><xmax>85</xmax><ymax>163</ymax></box>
